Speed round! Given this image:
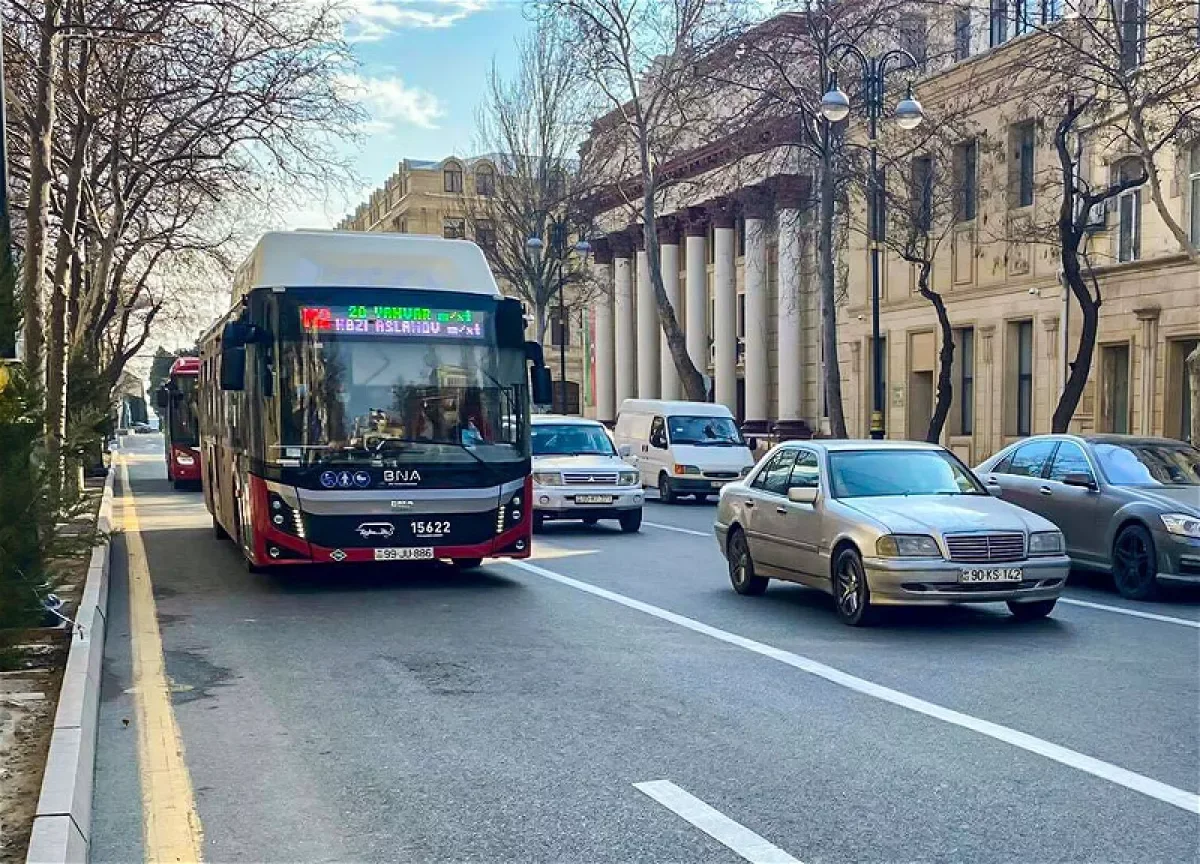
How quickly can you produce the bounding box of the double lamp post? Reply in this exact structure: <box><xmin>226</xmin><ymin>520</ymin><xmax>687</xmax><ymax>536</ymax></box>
<box><xmin>819</xmin><ymin>45</ymin><xmax>924</xmax><ymax>439</ymax></box>
<box><xmin>526</xmin><ymin>221</ymin><xmax>590</xmax><ymax>414</ymax></box>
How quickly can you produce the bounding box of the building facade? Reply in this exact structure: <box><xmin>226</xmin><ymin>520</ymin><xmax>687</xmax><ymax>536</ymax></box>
<box><xmin>336</xmin><ymin>156</ymin><xmax>591</xmax><ymax>412</ymax></box>
<box><xmin>582</xmin><ymin>8</ymin><xmax>1199</xmax><ymax>457</ymax></box>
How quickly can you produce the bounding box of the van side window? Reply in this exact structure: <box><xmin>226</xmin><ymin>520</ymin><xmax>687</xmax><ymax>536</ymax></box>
<box><xmin>649</xmin><ymin>417</ymin><xmax>668</xmax><ymax>449</ymax></box>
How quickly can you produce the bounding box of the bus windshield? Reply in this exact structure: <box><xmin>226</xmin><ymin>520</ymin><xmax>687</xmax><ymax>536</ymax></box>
<box><xmin>278</xmin><ymin>336</ymin><xmax>527</xmax><ymax>466</ymax></box>
<box><xmin>168</xmin><ymin>375</ymin><xmax>199</xmax><ymax>448</ymax></box>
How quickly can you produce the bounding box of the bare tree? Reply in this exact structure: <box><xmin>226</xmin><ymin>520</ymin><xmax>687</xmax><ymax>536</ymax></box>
<box><xmin>540</xmin><ymin>0</ymin><xmax>751</xmax><ymax>403</ymax></box>
<box><xmin>466</xmin><ymin>19</ymin><xmax>599</xmax><ymax>343</ymax></box>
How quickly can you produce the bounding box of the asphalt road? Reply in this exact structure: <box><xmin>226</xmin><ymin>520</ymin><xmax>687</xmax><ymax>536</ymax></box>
<box><xmin>92</xmin><ymin>433</ymin><xmax>1200</xmax><ymax>863</ymax></box>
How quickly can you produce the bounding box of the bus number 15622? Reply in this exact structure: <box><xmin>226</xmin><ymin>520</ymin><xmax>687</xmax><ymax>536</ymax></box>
<box><xmin>411</xmin><ymin>520</ymin><xmax>450</xmax><ymax>537</ymax></box>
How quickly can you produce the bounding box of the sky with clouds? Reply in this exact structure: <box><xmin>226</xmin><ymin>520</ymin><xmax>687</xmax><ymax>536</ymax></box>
<box><xmin>295</xmin><ymin>0</ymin><xmax>532</xmax><ymax>229</ymax></box>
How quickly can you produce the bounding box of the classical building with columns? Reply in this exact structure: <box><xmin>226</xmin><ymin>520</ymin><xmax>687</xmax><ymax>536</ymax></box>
<box><xmin>581</xmin><ymin>9</ymin><xmax>1199</xmax><ymax>460</ymax></box>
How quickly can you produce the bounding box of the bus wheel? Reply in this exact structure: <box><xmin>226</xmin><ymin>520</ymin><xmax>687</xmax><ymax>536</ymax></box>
<box><xmin>212</xmin><ymin>510</ymin><xmax>228</xmax><ymax>541</ymax></box>
<box><xmin>452</xmin><ymin>558</ymin><xmax>483</xmax><ymax>570</ymax></box>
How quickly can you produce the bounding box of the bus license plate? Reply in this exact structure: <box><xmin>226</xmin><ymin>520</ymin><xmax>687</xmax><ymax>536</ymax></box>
<box><xmin>575</xmin><ymin>495</ymin><xmax>613</xmax><ymax>505</ymax></box>
<box><xmin>374</xmin><ymin>547</ymin><xmax>435</xmax><ymax>562</ymax></box>
<box><xmin>959</xmin><ymin>567</ymin><xmax>1022</xmax><ymax>583</ymax></box>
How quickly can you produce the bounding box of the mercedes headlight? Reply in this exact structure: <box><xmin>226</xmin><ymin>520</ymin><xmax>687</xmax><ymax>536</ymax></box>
<box><xmin>673</xmin><ymin>464</ymin><xmax>701</xmax><ymax>475</ymax></box>
<box><xmin>1028</xmin><ymin>530</ymin><xmax>1065</xmax><ymax>555</ymax></box>
<box><xmin>619</xmin><ymin>471</ymin><xmax>639</xmax><ymax>486</ymax></box>
<box><xmin>1161</xmin><ymin>513</ymin><xmax>1200</xmax><ymax>539</ymax></box>
<box><xmin>532</xmin><ymin>471</ymin><xmax>562</xmax><ymax>487</ymax></box>
<box><xmin>876</xmin><ymin>534</ymin><xmax>942</xmax><ymax>558</ymax></box>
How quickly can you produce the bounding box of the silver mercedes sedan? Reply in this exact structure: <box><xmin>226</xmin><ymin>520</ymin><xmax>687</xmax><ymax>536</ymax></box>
<box><xmin>713</xmin><ymin>440</ymin><xmax>1071</xmax><ymax>626</ymax></box>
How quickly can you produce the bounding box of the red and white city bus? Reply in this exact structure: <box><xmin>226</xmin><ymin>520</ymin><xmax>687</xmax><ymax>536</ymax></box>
<box><xmin>155</xmin><ymin>356</ymin><xmax>202</xmax><ymax>488</ymax></box>
<box><xmin>196</xmin><ymin>231</ymin><xmax>553</xmax><ymax>571</ymax></box>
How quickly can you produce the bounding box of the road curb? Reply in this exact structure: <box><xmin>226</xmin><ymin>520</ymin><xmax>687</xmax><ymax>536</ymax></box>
<box><xmin>26</xmin><ymin>468</ymin><xmax>117</xmax><ymax>864</ymax></box>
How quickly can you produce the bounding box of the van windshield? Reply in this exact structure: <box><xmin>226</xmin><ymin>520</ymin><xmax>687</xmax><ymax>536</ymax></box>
<box><xmin>668</xmin><ymin>415</ymin><xmax>744</xmax><ymax>446</ymax></box>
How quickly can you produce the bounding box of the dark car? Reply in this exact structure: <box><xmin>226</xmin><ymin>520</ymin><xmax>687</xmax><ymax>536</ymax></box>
<box><xmin>976</xmin><ymin>435</ymin><xmax>1200</xmax><ymax>600</ymax></box>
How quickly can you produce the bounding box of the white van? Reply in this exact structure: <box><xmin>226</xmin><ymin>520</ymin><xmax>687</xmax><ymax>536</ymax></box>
<box><xmin>613</xmin><ymin>400</ymin><xmax>756</xmax><ymax>503</ymax></box>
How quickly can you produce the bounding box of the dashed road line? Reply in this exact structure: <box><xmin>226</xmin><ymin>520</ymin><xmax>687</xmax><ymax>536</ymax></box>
<box><xmin>635</xmin><ymin>780</ymin><xmax>803</xmax><ymax>864</ymax></box>
<box><xmin>643</xmin><ymin>521</ymin><xmax>711</xmax><ymax>538</ymax></box>
<box><xmin>1059</xmin><ymin>597</ymin><xmax>1200</xmax><ymax>629</ymax></box>
<box><xmin>508</xmin><ymin>559</ymin><xmax>1200</xmax><ymax>817</ymax></box>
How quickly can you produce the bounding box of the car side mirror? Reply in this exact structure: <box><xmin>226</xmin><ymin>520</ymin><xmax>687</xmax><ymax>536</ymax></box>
<box><xmin>746</xmin><ymin>436</ymin><xmax>757</xmax><ymax>450</ymax></box>
<box><xmin>984</xmin><ymin>479</ymin><xmax>1003</xmax><ymax>497</ymax></box>
<box><xmin>788</xmin><ymin>486</ymin><xmax>818</xmax><ymax>505</ymax></box>
<box><xmin>1063</xmin><ymin>472</ymin><xmax>1098</xmax><ymax>491</ymax></box>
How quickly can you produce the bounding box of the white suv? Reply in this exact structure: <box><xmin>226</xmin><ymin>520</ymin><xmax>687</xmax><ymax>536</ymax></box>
<box><xmin>531</xmin><ymin>415</ymin><xmax>643</xmax><ymax>533</ymax></box>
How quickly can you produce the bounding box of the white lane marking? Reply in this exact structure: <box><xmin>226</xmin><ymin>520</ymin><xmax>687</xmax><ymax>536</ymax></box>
<box><xmin>644</xmin><ymin>521</ymin><xmax>711</xmax><ymax>538</ymax></box>
<box><xmin>1059</xmin><ymin>597</ymin><xmax>1200</xmax><ymax>629</ymax></box>
<box><xmin>507</xmin><ymin>559</ymin><xmax>1200</xmax><ymax>817</ymax></box>
<box><xmin>635</xmin><ymin>780</ymin><xmax>803</xmax><ymax>864</ymax></box>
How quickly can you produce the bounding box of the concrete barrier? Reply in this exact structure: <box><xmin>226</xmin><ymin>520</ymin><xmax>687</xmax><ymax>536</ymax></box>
<box><xmin>26</xmin><ymin>469</ymin><xmax>116</xmax><ymax>864</ymax></box>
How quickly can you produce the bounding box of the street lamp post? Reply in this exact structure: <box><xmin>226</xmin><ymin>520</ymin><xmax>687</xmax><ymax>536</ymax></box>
<box><xmin>526</xmin><ymin>225</ymin><xmax>590</xmax><ymax>414</ymax></box>
<box><xmin>820</xmin><ymin>48</ymin><xmax>924</xmax><ymax>439</ymax></box>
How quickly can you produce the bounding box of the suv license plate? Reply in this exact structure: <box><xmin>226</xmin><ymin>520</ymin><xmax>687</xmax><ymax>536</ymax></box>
<box><xmin>575</xmin><ymin>495</ymin><xmax>613</xmax><ymax>505</ymax></box>
<box><xmin>959</xmin><ymin>567</ymin><xmax>1023</xmax><ymax>583</ymax></box>
<box><xmin>374</xmin><ymin>547</ymin><xmax>435</xmax><ymax>561</ymax></box>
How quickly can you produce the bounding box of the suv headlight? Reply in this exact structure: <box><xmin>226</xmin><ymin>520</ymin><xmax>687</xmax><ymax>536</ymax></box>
<box><xmin>673</xmin><ymin>464</ymin><xmax>701</xmax><ymax>475</ymax></box>
<box><xmin>1161</xmin><ymin>513</ymin><xmax>1200</xmax><ymax>538</ymax></box>
<box><xmin>1028</xmin><ymin>530</ymin><xmax>1064</xmax><ymax>555</ymax></box>
<box><xmin>619</xmin><ymin>470</ymin><xmax>639</xmax><ymax>486</ymax></box>
<box><xmin>876</xmin><ymin>534</ymin><xmax>941</xmax><ymax>558</ymax></box>
<box><xmin>532</xmin><ymin>471</ymin><xmax>561</xmax><ymax>487</ymax></box>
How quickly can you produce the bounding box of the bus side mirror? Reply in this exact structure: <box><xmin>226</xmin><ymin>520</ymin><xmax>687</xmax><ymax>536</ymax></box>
<box><xmin>155</xmin><ymin>387</ymin><xmax>169</xmax><ymax>410</ymax></box>
<box><xmin>530</xmin><ymin>365</ymin><xmax>553</xmax><ymax>406</ymax></box>
<box><xmin>220</xmin><ymin>346</ymin><xmax>246</xmax><ymax>391</ymax></box>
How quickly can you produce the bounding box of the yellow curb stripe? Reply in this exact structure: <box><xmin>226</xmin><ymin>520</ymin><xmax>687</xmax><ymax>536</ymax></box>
<box><xmin>119</xmin><ymin>455</ymin><xmax>205</xmax><ymax>862</ymax></box>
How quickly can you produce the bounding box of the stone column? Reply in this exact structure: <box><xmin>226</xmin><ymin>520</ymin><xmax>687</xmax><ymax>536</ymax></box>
<box><xmin>684</xmin><ymin>211</ymin><xmax>708</xmax><ymax>380</ymax></box>
<box><xmin>592</xmin><ymin>239</ymin><xmax>616</xmax><ymax>424</ymax></box>
<box><xmin>740</xmin><ymin>187</ymin><xmax>771</xmax><ymax>434</ymax></box>
<box><xmin>774</xmin><ymin>176</ymin><xmax>808</xmax><ymax>437</ymax></box>
<box><xmin>1135</xmin><ymin>305</ymin><xmax>1161</xmax><ymax>435</ymax></box>
<box><xmin>612</xmin><ymin>232</ymin><xmax>636</xmax><ymax>408</ymax></box>
<box><xmin>710</xmin><ymin>200</ymin><xmax>737</xmax><ymax>414</ymax></box>
<box><xmin>635</xmin><ymin>231</ymin><xmax>660</xmax><ymax>398</ymax></box>
<box><xmin>658</xmin><ymin>218</ymin><xmax>681</xmax><ymax>401</ymax></box>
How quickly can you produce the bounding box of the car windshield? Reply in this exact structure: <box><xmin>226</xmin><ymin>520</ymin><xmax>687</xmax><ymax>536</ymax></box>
<box><xmin>1093</xmin><ymin>441</ymin><xmax>1200</xmax><ymax>486</ymax></box>
<box><xmin>668</xmin><ymin>415</ymin><xmax>743</xmax><ymax>446</ymax></box>
<box><xmin>532</xmin><ymin>424</ymin><xmax>616</xmax><ymax>457</ymax></box>
<box><xmin>829</xmin><ymin>449</ymin><xmax>986</xmax><ymax>498</ymax></box>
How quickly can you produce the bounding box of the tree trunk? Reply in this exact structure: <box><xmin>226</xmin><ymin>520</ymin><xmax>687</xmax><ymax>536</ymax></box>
<box><xmin>818</xmin><ymin>142</ymin><xmax>848</xmax><ymax>438</ymax></box>
<box><xmin>919</xmin><ymin>270</ymin><xmax>954</xmax><ymax>444</ymax></box>
<box><xmin>19</xmin><ymin>0</ymin><xmax>62</xmax><ymax>383</ymax></box>
<box><xmin>1053</xmin><ymin>268</ymin><xmax>1099</xmax><ymax>434</ymax></box>
<box><xmin>1187</xmin><ymin>343</ymin><xmax>1200</xmax><ymax>445</ymax></box>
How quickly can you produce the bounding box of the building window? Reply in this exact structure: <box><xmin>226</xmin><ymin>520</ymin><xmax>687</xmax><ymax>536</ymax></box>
<box><xmin>990</xmin><ymin>0</ymin><xmax>1008</xmax><ymax>45</ymax></box>
<box><xmin>1118</xmin><ymin>0</ymin><xmax>1145</xmax><ymax>71</ymax></box>
<box><xmin>475</xmin><ymin>165</ymin><xmax>495</xmax><ymax>196</ymax></box>
<box><xmin>1167</xmin><ymin>338</ymin><xmax>1199</xmax><ymax>442</ymax></box>
<box><xmin>443</xmin><ymin>217</ymin><xmax>466</xmax><ymax>239</ymax></box>
<box><xmin>550</xmin><ymin>310</ymin><xmax>570</xmax><ymax>348</ymax></box>
<box><xmin>898</xmin><ymin>16</ymin><xmax>928</xmax><ymax>69</ymax></box>
<box><xmin>954</xmin><ymin>8</ymin><xmax>973</xmax><ymax>60</ymax></box>
<box><xmin>1007</xmin><ymin>320</ymin><xmax>1034</xmax><ymax>436</ymax></box>
<box><xmin>1041</xmin><ymin>0</ymin><xmax>1061</xmax><ymax>22</ymax></box>
<box><xmin>1010</xmin><ymin>122</ymin><xmax>1036</xmax><ymax>208</ymax></box>
<box><xmin>912</xmin><ymin>156</ymin><xmax>933</xmax><ymax>233</ymax></box>
<box><xmin>444</xmin><ymin>164</ymin><xmax>463</xmax><ymax>193</ymax></box>
<box><xmin>474</xmin><ymin>219</ymin><xmax>496</xmax><ymax>249</ymax></box>
<box><xmin>1100</xmin><ymin>344</ymin><xmax>1131</xmax><ymax>434</ymax></box>
<box><xmin>954</xmin><ymin>139</ymin><xmax>977</xmax><ymax>221</ymax></box>
<box><xmin>736</xmin><ymin>217</ymin><xmax>746</xmax><ymax>257</ymax></box>
<box><xmin>1115</xmin><ymin>158</ymin><xmax>1142</xmax><ymax>262</ymax></box>
<box><xmin>736</xmin><ymin>292</ymin><xmax>745</xmax><ymax>339</ymax></box>
<box><xmin>958</xmin><ymin>327</ymin><xmax>975</xmax><ymax>435</ymax></box>
<box><xmin>1189</xmin><ymin>143</ymin><xmax>1200</xmax><ymax>245</ymax></box>
<box><xmin>1014</xmin><ymin>0</ymin><xmax>1033</xmax><ymax>33</ymax></box>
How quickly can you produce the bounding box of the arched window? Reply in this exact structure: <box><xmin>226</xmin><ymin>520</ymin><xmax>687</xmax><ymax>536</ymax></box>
<box><xmin>443</xmin><ymin>162</ymin><xmax>463</xmax><ymax>193</ymax></box>
<box><xmin>476</xmin><ymin>164</ymin><xmax>495</xmax><ymax>196</ymax></box>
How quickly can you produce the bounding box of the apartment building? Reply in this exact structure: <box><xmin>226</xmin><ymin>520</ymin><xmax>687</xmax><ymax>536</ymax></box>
<box><xmin>337</xmin><ymin>156</ymin><xmax>591</xmax><ymax>412</ymax></box>
<box><xmin>580</xmin><ymin>7</ymin><xmax>1199</xmax><ymax>455</ymax></box>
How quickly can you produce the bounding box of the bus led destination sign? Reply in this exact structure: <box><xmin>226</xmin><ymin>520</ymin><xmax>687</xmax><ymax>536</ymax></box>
<box><xmin>301</xmin><ymin>305</ymin><xmax>488</xmax><ymax>339</ymax></box>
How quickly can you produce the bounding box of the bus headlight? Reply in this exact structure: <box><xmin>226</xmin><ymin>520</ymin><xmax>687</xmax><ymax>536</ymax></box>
<box><xmin>268</xmin><ymin>492</ymin><xmax>305</xmax><ymax>539</ymax></box>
